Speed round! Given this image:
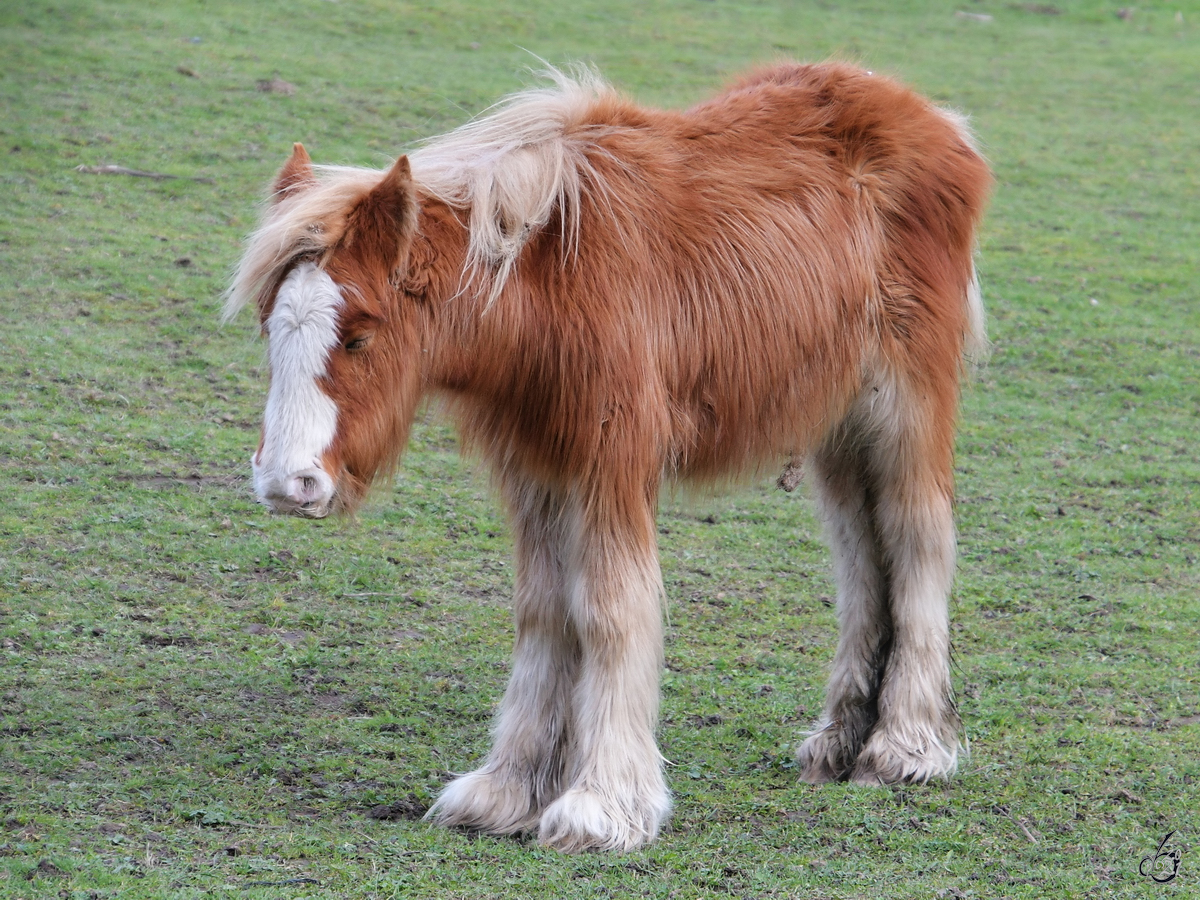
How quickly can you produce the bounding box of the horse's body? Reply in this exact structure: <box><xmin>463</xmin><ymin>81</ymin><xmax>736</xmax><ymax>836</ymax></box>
<box><xmin>228</xmin><ymin>62</ymin><xmax>990</xmax><ymax>852</ymax></box>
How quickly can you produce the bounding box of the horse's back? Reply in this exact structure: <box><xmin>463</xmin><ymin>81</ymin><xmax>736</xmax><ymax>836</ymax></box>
<box><xmin>468</xmin><ymin>63</ymin><xmax>990</xmax><ymax>482</ymax></box>
<box><xmin>548</xmin><ymin>65</ymin><xmax>987</xmax><ymax>478</ymax></box>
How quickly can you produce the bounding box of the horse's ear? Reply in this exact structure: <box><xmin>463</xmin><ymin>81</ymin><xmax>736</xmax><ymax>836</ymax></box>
<box><xmin>342</xmin><ymin>155</ymin><xmax>419</xmax><ymax>269</ymax></box>
<box><xmin>272</xmin><ymin>143</ymin><xmax>316</xmax><ymax>202</ymax></box>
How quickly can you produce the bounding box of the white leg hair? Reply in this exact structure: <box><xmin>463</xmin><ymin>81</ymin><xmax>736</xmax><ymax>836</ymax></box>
<box><xmin>851</xmin><ymin>369</ymin><xmax>960</xmax><ymax>784</ymax></box>
<box><xmin>796</xmin><ymin>435</ymin><xmax>891</xmax><ymax>783</ymax></box>
<box><xmin>427</xmin><ymin>478</ymin><xmax>579</xmax><ymax>833</ymax></box>
<box><xmin>537</xmin><ymin>496</ymin><xmax>671</xmax><ymax>853</ymax></box>
<box><xmin>851</xmin><ymin>482</ymin><xmax>959</xmax><ymax>784</ymax></box>
<box><xmin>796</xmin><ymin>370</ymin><xmax>960</xmax><ymax>785</ymax></box>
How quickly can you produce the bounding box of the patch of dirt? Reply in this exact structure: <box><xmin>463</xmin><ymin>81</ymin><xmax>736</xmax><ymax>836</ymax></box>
<box><xmin>313</xmin><ymin>692</ymin><xmax>349</xmax><ymax>709</ymax></box>
<box><xmin>365</xmin><ymin>795</ymin><xmax>428</xmax><ymax>821</ymax></box>
<box><xmin>1166</xmin><ymin>714</ymin><xmax>1200</xmax><ymax>728</ymax></box>
<box><xmin>26</xmin><ymin>859</ymin><xmax>65</xmax><ymax>880</ymax></box>
<box><xmin>256</xmin><ymin>77</ymin><xmax>296</xmax><ymax>95</ymax></box>
<box><xmin>244</xmin><ymin>624</ymin><xmax>309</xmax><ymax>645</ymax></box>
<box><xmin>1011</xmin><ymin>2</ymin><xmax>1061</xmax><ymax>14</ymax></box>
<box><xmin>119</xmin><ymin>472</ymin><xmax>243</xmax><ymax>488</ymax></box>
<box><xmin>311</xmin><ymin>692</ymin><xmax>373</xmax><ymax>715</ymax></box>
<box><xmin>140</xmin><ymin>633</ymin><xmax>197</xmax><ymax>648</ymax></box>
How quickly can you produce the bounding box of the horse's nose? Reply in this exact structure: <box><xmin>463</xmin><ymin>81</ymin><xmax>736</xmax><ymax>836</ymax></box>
<box><xmin>251</xmin><ymin>464</ymin><xmax>334</xmax><ymax>517</ymax></box>
<box><xmin>280</xmin><ymin>467</ymin><xmax>335</xmax><ymax>516</ymax></box>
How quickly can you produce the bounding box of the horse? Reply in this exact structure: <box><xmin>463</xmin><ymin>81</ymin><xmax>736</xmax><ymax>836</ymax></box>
<box><xmin>225</xmin><ymin>61</ymin><xmax>991</xmax><ymax>853</ymax></box>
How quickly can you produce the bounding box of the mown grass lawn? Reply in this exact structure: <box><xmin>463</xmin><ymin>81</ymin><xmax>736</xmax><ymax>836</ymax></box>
<box><xmin>1</xmin><ymin>1</ymin><xmax>1197</xmax><ymax>897</ymax></box>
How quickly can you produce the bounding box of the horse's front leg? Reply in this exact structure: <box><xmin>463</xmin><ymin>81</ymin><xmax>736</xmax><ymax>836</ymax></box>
<box><xmin>536</xmin><ymin>491</ymin><xmax>671</xmax><ymax>853</ymax></box>
<box><xmin>427</xmin><ymin>478</ymin><xmax>579</xmax><ymax>834</ymax></box>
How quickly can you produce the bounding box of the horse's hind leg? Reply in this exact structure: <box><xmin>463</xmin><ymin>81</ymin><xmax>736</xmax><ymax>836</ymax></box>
<box><xmin>427</xmin><ymin>476</ymin><xmax>579</xmax><ymax>834</ymax></box>
<box><xmin>796</xmin><ymin>426</ymin><xmax>892</xmax><ymax>783</ymax></box>
<box><xmin>850</xmin><ymin>368</ymin><xmax>961</xmax><ymax>785</ymax></box>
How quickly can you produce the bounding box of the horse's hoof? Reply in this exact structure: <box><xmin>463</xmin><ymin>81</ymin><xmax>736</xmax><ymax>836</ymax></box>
<box><xmin>795</xmin><ymin>720</ymin><xmax>865</xmax><ymax>784</ymax></box>
<box><xmin>426</xmin><ymin>767</ymin><xmax>541</xmax><ymax>835</ymax></box>
<box><xmin>848</xmin><ymin>728</ymin><xmax>959</xmax><ymax>786</ymax></box>
<box><xmin>537</xmin><ymin>785</ymin><xmax>670</xmax><ymax>853</ymax></box>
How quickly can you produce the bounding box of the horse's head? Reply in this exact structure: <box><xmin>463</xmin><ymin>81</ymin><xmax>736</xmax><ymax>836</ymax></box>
<box><xmin>234</xmin><ymin>145</ymin><xmax>427</xmax><ymax>517</ymax></box>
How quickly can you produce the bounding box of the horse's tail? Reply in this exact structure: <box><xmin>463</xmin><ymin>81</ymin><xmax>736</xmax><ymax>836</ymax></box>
<box><xmin>963</xmin><ymin>263</ymin><xmax>989</xmax><ymax>366</ymax></box>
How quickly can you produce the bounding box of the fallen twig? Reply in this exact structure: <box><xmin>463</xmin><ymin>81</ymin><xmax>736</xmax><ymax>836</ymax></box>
<box><xmin>1005</xmin><ymin>810</ymin><xmax>1039</xmax><ymax>844</ymax></box>
<box><xmin>991</xmin><ymin>804</ymin><xmax>1039</xmax><ymax>844</ymax></box>
<box><xmin>75</xmin><ymin>164</ymin><xmax>213</xmax><ymax>184</ymax></box>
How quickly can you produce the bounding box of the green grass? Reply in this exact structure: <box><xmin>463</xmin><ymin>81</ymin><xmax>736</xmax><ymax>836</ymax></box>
<box><xmin>1</xmin><ymin>1</ymin><xmax>1198</xmax><ymax>897</ymax></box>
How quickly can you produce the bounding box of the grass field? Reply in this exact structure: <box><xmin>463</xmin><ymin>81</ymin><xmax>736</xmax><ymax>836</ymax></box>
<box><xmin>2</xmin><ymin>1</ymin><xmax>1198</xmax><ymax>897</ymax></box>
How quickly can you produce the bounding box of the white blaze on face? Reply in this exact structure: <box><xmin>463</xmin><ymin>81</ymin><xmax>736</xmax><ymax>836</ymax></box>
<box><xmin>253</xmin><ymin>262</ymin><xmax>343</xmax><ymax>517</ymax></box>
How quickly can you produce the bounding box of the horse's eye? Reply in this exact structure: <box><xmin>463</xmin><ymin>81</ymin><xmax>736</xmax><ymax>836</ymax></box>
<box><xmin>344</xmin><ymin>334</ymin><xmax>372</xmax><ymax>352</ymax></box>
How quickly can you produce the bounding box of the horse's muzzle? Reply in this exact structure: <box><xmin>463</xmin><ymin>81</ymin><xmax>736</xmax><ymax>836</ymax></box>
<box><xmin>253</xmin><ymin>461</ymin><xmax>336</xmax><ymax>519</ymax></box>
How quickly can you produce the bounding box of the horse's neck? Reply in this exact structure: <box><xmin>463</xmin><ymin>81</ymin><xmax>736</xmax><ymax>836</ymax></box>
<box><xmin>416</xmin><ymin>201</ymin><xmax>490</xmax><ymax>389</ymax></box>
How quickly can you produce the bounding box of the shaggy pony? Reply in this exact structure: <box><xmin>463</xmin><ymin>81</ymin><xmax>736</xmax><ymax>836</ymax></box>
<box><xmin>227</xmin><ymin>62</ymin><xmax>990</xmax><ymax>852</ymax></box>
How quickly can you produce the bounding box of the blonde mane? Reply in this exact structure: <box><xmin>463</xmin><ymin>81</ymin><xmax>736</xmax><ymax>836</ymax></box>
<box><xmin>225</xmin><ymin>166</ymin><xmax>379</xmax><ymax>321</ymax></box>
<box><xmin>225</xmin><ymin>67</ymin><xmax>616</xmax><ymax>320</ymax></box>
